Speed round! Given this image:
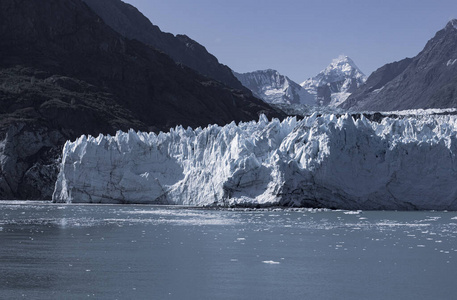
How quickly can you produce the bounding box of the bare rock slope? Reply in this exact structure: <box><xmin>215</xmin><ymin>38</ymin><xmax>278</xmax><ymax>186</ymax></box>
<box><xmin>342</xmin><ymin>20</ymin><xmax>457</xmax><ymax>111</ymax></box>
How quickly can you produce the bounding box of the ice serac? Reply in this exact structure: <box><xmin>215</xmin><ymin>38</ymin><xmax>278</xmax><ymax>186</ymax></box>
<box><xmin>54</xmin><ymin>112</ymin><xmax>457</xmax><ymax>210</ymax></box>
<box><xmin>233</xmin><ymin>69</ymin><xmax>315</xmax><ymax>106</ymax></box>
<box><xmin>301</xmin><ymin>56</ymin><xmax>367</xmax><ymax>107</ymax></box>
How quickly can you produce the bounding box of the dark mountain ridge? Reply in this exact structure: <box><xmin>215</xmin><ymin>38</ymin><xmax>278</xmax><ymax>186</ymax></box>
<box><xmin>0</xmin><ymin>0</ymin><xmax>283</xmax><ymax>200</ymax></box>
<box><xmin>81</xmin><ymin>0</ymin><xmax>247</xmax><ymax>91</ymax></box>
<box><xmin>341</xmin><ymin>20</ymin><xmax>457</xmax><ymax>111</ymax></box>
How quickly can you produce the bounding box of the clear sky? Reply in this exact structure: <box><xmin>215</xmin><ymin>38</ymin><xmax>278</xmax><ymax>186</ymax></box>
<box><xmin>123</xmin><ymin>0</ymin><xmax>457</xmax><ymax>83</ymax></box>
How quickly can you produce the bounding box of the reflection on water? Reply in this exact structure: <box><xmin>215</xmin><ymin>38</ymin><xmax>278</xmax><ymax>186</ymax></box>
<box><xmin>1</xmin><ymin>202</ymin><xmax>457</xmax><ymax>299</ymax></box>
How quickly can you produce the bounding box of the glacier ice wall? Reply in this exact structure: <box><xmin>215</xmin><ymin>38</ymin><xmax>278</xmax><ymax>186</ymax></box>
<box><xmin>53</xmin><ymin>113</ymin><xmax>457</xmax><ymax>210</ymax></box>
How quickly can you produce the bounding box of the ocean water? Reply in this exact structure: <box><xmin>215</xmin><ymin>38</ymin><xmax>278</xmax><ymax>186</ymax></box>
<box><xmin>0</xmin><ymin>202</ymin><xmax>456</xmax><ymax>299</ymax></box>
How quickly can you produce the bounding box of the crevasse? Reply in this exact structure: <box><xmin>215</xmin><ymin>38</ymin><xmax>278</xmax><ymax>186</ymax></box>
<box><xmin>53</xmin><ymin>113</ymin><xmax>457</xmax><ymax>210</ymax></box>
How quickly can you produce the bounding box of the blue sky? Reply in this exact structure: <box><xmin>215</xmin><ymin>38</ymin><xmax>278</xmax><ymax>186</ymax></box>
<box><xmin>123</xmin><ymin>0</ymin><xmax>457</xmax><ymax>83</ymax></box>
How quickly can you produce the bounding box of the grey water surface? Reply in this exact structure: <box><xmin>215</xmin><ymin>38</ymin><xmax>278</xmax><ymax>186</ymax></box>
<box><xmin>1</xmin><ymin>202</ymin><xmax>456</xmax><ymax>299</ymax></box>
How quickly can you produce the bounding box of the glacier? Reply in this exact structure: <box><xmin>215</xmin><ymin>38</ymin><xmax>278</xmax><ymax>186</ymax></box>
<box><xmin>53</xmin><ymin>112</ymin><xmax>457</xmax><ymax>210</ymax></box>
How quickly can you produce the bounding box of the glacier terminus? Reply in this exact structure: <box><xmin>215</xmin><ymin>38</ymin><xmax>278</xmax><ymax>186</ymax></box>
<box><xmin>53</xmin><ymin>111</ymin><xmax>457</xmax><ymax>210</ymax></box>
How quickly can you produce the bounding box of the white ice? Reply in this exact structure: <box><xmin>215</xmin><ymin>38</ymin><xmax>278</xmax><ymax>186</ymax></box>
<box><xmin>53</xmin><ymin>112</ymin><xmax>457</xmax><ymax>210</ymax></box>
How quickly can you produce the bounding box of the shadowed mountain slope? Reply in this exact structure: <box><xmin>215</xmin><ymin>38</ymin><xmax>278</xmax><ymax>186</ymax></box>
<box><xmin>82</xmin><ymin>0</ymin><xmax>246</xmax><ymax>91</ymax></box>
<box><xmin>341</xmin><ymin>20</ymin><xmax>457</xmax><ymax>111</ymax></box>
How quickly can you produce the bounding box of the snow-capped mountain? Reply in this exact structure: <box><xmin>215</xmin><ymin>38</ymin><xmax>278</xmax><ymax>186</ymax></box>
<box><xmin>54</xmin><ymin>110</ymin><xmax>457</xmax><ymax>210</ymax></box>
<box><xmin>301</xmin><ymin>55</ymin><xmax>367</xmax><ymax>107</ymax></box>
<box><xmin>234</xmin><ymin>69</ymin><xmax>315</xmax><ymax>106</ymax></box>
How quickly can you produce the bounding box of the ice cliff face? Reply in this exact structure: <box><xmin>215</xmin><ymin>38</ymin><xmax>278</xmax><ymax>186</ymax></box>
<box><xmin>234</xmin><ymin>69</ymin><xmax>315</xmax><ymax>106</ymax></box>
<box><xmin>54</xmin><ymin>112</ymin><xmax>457</xmax><ymax>210</ymax></box>
<box><xmin>301</xmin><ymin>56</ymin><xmax>367</xmax><ymax>107</ymax></box>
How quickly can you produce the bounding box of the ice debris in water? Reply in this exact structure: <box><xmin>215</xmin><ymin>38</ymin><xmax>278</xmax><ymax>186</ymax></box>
<box><xmin>262</xmin><ymin>260</ymin><xmax>280</xmax><ymax>264</ymax></box>
<box><xmin>53</xmin><ymin>112</ymin><xmax>457</xmax><ymax>210</ymax></box>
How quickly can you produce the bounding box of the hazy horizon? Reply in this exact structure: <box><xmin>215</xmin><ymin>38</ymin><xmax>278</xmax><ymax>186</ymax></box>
<box><xmin>123</xmin><ymin>0</ymin><xmax>455</xmax><ymax>83</ymax></box>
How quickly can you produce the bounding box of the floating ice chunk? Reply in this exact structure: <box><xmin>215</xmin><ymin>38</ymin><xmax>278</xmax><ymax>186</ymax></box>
<box><xmin>262</xmin><ymin>260</ymin><xmax>280</xmax><ymax>264</ymax></box>
<box><xmin>343</xmin><ymin>211</ymin><xmax>362</xmax><ymax>215</ymax></box>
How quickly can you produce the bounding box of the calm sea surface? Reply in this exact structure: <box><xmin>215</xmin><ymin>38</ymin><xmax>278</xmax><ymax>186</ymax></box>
<box><xmin>1</xmin><ymin>202</ymin><xmax>456</xmax><ymax>299</ymax></box>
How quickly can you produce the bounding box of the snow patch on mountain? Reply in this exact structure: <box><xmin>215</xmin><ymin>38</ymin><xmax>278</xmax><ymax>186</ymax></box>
<box><xmin>448</xmin><ymin>19</ymin><xmax>457</xmax><ymax>30</ymax></box>
<box><xmin>330</xmin><ymin>92</ymin><xmax>351</xmax><ymax>107</ymax></box>
<box><xmin>234</xmin><ymin>69</ymin><xmax>315</xmax><ymax>106</ymax></box>
<box><xmin>301</xmin><ymin>55</ymin><xmax>367</xmax><ymax>107</ymax></box>
<box><xmin>54</xmin><ymin>112</ymin><xmax>457</xmax><ymax>210</ymax></box>
<box><xmin>447</xmin><ymin>59</ymin><xmax>457</xmax><ymax>66</ymax></box>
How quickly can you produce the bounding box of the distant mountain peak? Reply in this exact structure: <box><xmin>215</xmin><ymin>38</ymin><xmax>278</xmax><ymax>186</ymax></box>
<box><xmin>234</xmin><ymin>69</ymin><xmax>315</xmax><ymax>106</ymax></box>
<box><xmin>323</xmin><ymin>55</ymin><xmax>365</xmax><ymax>77</ymax></box>
<box><xmin>248</xmin><ymin>69</ymin><xmax>278</xmax><ymax>75</ymax></box>
<box><xmin>302</xmin><ymin>55</ymin><xmax>366</xmax><ymax>87</ymax></box>
<box><xmin>300</xmin><ymin>56</ymin><xmax>366</xmax><ymax>107</ymax></box>
<box><xmin>331</xmin><ymin>55</ymin><xmax>355</xmax><ymax>66</ymax></box>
